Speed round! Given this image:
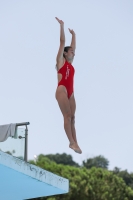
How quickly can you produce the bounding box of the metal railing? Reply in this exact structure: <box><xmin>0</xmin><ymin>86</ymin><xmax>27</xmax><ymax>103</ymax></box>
<box><xmin>16</xmin><ymin>122</ymin><xmax>30</xmax><ymax>162</ymax></box>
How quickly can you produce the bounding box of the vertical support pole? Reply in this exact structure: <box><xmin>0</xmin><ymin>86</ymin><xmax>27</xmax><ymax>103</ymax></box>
<box><xmin>24</xmin><ymin>125</ymin><xmax>28</xmax><ymax>162</ymax></box>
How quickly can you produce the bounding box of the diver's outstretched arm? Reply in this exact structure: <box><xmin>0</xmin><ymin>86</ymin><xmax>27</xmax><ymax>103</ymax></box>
<box><xmin>69</xmin><ymin>28</ymin><xmax>76</xmax><ymax>52</ymax></box>
<box><xmin>55</xmin><ymin>17</ymin><xmax>65</xmax><ymax>65</ymax></box>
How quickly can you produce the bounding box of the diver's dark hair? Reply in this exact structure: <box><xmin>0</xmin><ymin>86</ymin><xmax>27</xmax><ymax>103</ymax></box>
<box><xmin>63</xmin><ymin>46</ymin><xmax>72</xmax><ymax>58</ymax></box>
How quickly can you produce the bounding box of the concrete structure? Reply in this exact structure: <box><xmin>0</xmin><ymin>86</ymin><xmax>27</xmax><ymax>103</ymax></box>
<box><xmin>0</xmin><ymin>150</ymin><xmax>69</xmax><ymax>200</ymax></box>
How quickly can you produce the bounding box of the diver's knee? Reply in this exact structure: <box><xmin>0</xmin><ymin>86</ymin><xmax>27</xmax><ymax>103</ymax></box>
<box><xmin>64</xmin><ymin>113</ymin><xmax>72</xmax><ymax>124</ymax></box>
<box><xmin>71</xmin><ymin>115</ymin><xmax>75</xmax><ymax>124</ymax></box>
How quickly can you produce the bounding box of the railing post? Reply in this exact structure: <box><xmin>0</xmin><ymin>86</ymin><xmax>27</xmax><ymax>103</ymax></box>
<box><xmin>24</xmin><ymin>125</ymin><xmax>28</xmax><ymax>162</ymax></box>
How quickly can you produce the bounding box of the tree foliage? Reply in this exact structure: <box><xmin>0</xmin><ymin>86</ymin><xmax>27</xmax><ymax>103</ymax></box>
<box><xmin>83</xmin><ymin>155</ymin><xmax>109</xmax><ymax>169</ymax></box>
<box><xmin>29</xmin><ymin>155</ymin><xmax>133</xmax><ymax>200</ymax></box>
<box><xmin>113</xmin><ymin>167</ymin><xmax>133</xmax><ymax>190</ymax></box>
<box><xmin>38</xmin><ymin>153</ymin><xmax>79</xmax><ymax>167</ymax></box>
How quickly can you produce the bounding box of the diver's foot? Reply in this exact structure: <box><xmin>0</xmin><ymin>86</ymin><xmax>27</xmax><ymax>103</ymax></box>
<box><xmin>69</xmin><ymin>142</ymin><xmax>82</xmax><ymax>154</ymax></box>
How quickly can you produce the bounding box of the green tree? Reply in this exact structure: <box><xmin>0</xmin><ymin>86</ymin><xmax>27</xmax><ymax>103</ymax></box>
<box><xmin>113</xmin><ymin>167</ymin><xmax>133</xmax><ymax>190</ymax></box>
<box><xmin>29</xmin><ymin>155</ymin><xmax>133</xmax><ymax>200</ymax></box>
<box><xmin>83</xmin><ymin>155</ymin><xmax>109</xmax><ymax>169</ymax></box>
<box><xmin>113</xmin><ymin>167</ymin><xmax>121</xmax><ymax>174</ymax></box>
<box><xmin>5</xmin><ymin>151</ymin><xmax>12</xmax><ymax>155</ymax></box>
<box><xmin>38</xmin><ymin>153</ymin><xmax>79</xmax><ymax>167</ymax></box>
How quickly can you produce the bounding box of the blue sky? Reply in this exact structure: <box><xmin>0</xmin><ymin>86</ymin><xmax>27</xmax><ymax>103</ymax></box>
<box><xmin>0</xmin><ymin>0</ymin><xmax>133</xmax><ymax>172</ymax></box>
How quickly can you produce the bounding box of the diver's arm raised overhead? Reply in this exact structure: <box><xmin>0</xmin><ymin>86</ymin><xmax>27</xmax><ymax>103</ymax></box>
<box><xmin>55</xmin><ymin>17</ymin><xmax>65</xmax><ymax>67</ymax></box>
<box><xmin>69</xmin><ymin>29</ymin><xmax>76</xmax><ymax>52</ymax></box>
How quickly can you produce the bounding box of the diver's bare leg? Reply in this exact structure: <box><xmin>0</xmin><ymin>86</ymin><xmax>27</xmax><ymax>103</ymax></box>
<box><xmin>56</xmin><ymin>86</ymin><xmax>82</xmax><ymax>154</ymax></box>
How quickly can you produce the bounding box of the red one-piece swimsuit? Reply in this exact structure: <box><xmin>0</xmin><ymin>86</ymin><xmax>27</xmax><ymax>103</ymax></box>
<box><xmin>57</xmin><ymin>60</ymin><xmax>75</xmax><ymax>99</ymax></box>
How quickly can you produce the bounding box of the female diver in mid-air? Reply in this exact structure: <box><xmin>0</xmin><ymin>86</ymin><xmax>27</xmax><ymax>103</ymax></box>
<box><xmin>55</xmin><ymin>17</ymin><xmax>82</xmax><ymax>154</ymax></box>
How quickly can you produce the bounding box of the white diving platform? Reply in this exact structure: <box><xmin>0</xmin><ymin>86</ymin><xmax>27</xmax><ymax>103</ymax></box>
<box><xmin>0</xmin><ymin>150</ymin><xmax>69</xmax><ymax>200</ymax></box>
